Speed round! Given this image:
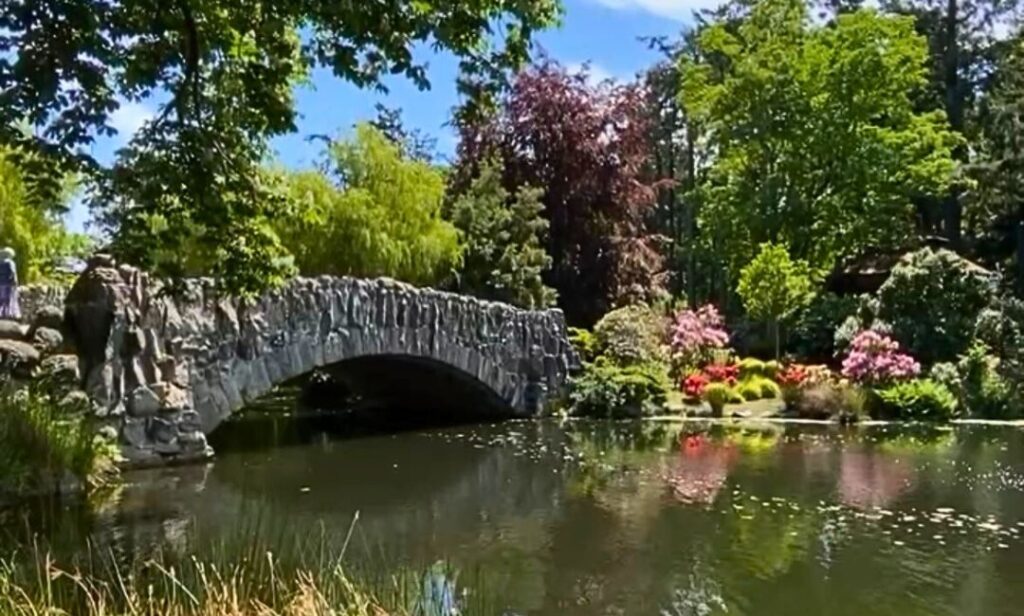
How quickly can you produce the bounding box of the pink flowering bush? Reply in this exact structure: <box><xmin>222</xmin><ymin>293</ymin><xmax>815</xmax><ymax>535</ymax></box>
<box><xmin>669</xmin><ymin>305</ymin><xmax>730</xmax><ymax>371</ymax></box>
<box><xmin>841</xmin><ymin>330</ymin><xmax>920</xmax><ymax>385</ymax></box>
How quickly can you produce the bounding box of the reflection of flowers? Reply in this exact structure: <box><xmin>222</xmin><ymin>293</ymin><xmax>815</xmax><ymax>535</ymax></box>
<box><xmin>663</xmin><ymin>436</ymin><xmax>738</xmax><ymax>505</ymax></box>
<box><xmin>838</xmin><ymin>447</ymin><xmax>916</xmax><ymax>509</ymax></box>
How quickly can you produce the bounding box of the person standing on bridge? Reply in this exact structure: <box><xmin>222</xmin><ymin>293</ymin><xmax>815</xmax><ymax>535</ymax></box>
<box><xmin>0</xmin><ymin>247</ymin><xmax>20</xmax><ymax>320</ymax></box>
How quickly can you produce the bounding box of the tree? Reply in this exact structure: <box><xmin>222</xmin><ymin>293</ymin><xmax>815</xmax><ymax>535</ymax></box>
<box><xmin>452</xmin><ymin>59</ymin><xmax>666</xmax><ymax>325</ymax></box>
<box><xmin>368</xmin><ymin>104</ymin><xmax>439</xmax><ymax>164</ymax></box>
<box><xmin>448</xmin><ymin>157</ymin><xmax>556</xmax><ymax>309</ymax></box>
<box><xmin>970</xmin><ymin>32</ymin><xmax>1024</xmax><ymax>290</ymax></box>
<box><xmin>274</xmin><ymin>124</ymin><xmax>460</xmax><ymax>286</ymax></box>
<box><xmin>0</xmin><ymin>146</ymin><xmax>90</xmax><ymax>283</ymax></box>
<box><xmin>0</xmin><ymin>0</ymin><xmax>560</xmax><ymax>295</ymax></box>
<box><xmin>879</xmin><ymin>0</ymin><xmax>1022</xmax><ymax>246</ymax></box>
<box><xmin>681</xmin><ymin>0</ymin><xmax>960</xmax><ymax>283</ymax></box>
<box><xmin>737</xmin><ymin>242</ymin><xmax>815</xmax><ymax>359</ymax></box>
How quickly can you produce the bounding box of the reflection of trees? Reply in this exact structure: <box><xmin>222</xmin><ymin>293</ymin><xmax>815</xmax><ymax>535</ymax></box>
<box><xmin>663</xmin><ymin>435</ymin><xmax>738</xmax><ymax>506</ymax></box>
<box><xmin>839</xmin><ymin>446</ymin><xmax>917</xmax><ymax>509</ymax></box>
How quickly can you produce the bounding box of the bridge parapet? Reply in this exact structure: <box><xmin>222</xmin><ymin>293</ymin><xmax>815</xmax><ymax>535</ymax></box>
<box><xmin>65</xmin><ymin>257</ymin><xmax>577</xmax><ymax>467</ymax></box>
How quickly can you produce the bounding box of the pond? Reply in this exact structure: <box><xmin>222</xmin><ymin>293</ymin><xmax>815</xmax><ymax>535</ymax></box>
<box><xmin>4</xmin><ymin>408</ymin><xmax>1024</xmax><ymax>615</ymax></box>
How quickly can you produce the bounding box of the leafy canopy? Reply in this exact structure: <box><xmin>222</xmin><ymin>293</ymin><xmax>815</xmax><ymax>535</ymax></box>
<box><xmin>275</xmin><ymin>124</ymin><xmax>460</xmax><ymax>287</ymax></box>
<box><xmin>0</xmin><ymin>0</ymin><xmax>560</xmax><ymax>294</ymax></box>
<box><xmin>681</xmin><ymin>0</ymin><xmax>960</xmax><ymax>276</ymax></box>
<box><xmin>737</xmin><ymin>242</ymin><xmax>815</xmax><ymax>357</ymax></box>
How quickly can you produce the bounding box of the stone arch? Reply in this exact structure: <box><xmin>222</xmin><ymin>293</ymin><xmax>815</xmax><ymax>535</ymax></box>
<box><xmin>65</xmin><ymin>258</ymin><xmax>577</xmax><ymax>467</ymax></box>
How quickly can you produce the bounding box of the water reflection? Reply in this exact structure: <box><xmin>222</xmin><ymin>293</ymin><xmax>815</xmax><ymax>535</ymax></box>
<box><xmin>3</xmin><ymin>419</ymin><xmax>1024</xmax><ymax>616</ymax></box>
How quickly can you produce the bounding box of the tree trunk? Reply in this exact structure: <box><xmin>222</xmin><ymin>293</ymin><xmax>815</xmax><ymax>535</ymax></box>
<box><xmin>943</xmin><ymin>0</ymin><xmax>964</xmax><ymax>248</ymax></box>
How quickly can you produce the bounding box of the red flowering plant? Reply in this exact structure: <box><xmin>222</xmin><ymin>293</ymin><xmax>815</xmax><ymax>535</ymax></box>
<box><xmin>702</xmin><ymin>363</ymin><xmax>739</xmax><ymax>386</ymax></box>
<box><xmin>682</xmin><ymin>372</ymin><xmax>710</xmax><ymax>401</ymax></box>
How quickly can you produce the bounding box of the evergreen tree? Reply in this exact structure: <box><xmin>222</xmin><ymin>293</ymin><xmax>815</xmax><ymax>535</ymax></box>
<box><xmin>448</xmin><ymin>157</ymin><xmax>556</xmax><ymax>309</ymax></box>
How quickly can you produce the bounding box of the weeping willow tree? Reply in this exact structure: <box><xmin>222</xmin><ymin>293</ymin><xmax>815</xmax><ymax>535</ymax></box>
<box><xmin>0</xmin><ymin>147</ymin><xmax>90</xmax><ymax>283</ymax></box>
<box><xmin>275</xmin><ymin>124</ymin><xmax>461</xmax><ymax>286</ymax></box>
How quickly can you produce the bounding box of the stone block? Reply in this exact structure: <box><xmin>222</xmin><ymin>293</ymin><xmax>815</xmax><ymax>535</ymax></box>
<box><xmin>127</xmin><ymin>385</ymin><xmax>160</xmax><ymax>417</ymax></box>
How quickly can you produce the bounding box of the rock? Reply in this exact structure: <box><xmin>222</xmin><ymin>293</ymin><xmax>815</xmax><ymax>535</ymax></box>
<box><xmin>731</xmin><ymin>409</ymin><xmax>752</xmax><ymax>419</ymax></box>
<box><xmin>0</xmin><ymin>339</ymin><xmax>41</xmax><ymax>378</ymax></box>
<box><xmin>28</xmin><ymin>305</ymin><xmax>64</xmax><ymax>336</ymax></box>
<box><xmin>127</xmin><ymin>385</ymin><xmax>161</xmax><ymax>417</ymax></box>
<box><xmin>0</xmin><ymin>320</ymin><xmax>28</xmax><ymax>341</ymax></box>
<box><xmin>121</xmin><ymin>418</ymin><xmax>148</xmax><ymax>449</ymax></box>
<box><xmin>31</xmin><ymin>327</ymin><xmax>64</xmax><ymax>354</ymax></box>
<box><xmin>151</xmin><ymin>381</ymin><xmax>189</xmax><ymax>412</ymax></box>
<box><xmin>148</xmin><ymin>416</ymin><xmax>177</xmax><ymax>444</ymax></box>
<box><xmin>178</xmin><ymin>410</ymin><xmax>202</xmax><ymax>433</ymax></box>
<box><xmin>35</xmin><ymin>353</ymin><xmax>81</xmax><ymax>397</ymax></box>
<box><xmin>88</xmin><ymin>253</ymin><xmax>116</xmax><ymax>269</ymax></box>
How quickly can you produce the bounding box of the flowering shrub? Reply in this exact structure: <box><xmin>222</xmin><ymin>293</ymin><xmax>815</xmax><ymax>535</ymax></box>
<box><xmin>682</xmin><ymin>373</ymin><xmax>709</xmax><ymax>399</ymax></box>
<box><xmin>841</xmin><ymin>330</ymin><xmax>920</xmax><ymax>385</ymax></box>
<box><xmin>669</xmin><ymin>305</ymin><xmax>730</xmax><ymax>369</ymax></box>
<box><xmin>702</xmin><ymin>363</ymin><xmax>739</xmax><ymax>385</ymax></box>
<box><xmin>777</xmin><ymin>365</ymin><xmax>809</xmax><ymax>388</ymax></box>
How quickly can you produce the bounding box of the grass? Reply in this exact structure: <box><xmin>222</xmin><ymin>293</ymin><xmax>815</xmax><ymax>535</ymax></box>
<box><xmin>0</xmin><ymin>381</ymin><xmax>119</xmax><ymax>499</ymax></box>
<box><xmin>0</xmin><ymin>511</ymin><xmax>488</xmax><ymax>616</ymax></box>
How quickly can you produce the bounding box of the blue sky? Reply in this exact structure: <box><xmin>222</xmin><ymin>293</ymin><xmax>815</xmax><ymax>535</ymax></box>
<box><xmin>69</xmin><ymin>0</ymin><xmax>708</xmax><ymax>231</ymax></box>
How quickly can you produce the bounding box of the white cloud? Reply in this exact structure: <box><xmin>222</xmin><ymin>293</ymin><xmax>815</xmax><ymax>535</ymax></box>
<box><xmin>567</xmin><ymin>61</ymin><xmax>616</xmax><ymax>86</ymax></box>
<box><xmin>588</xmin><ymin>0</ymin><xmax>720</xmax><ymax>21</ymax></box>
<box><xmin>109</xmin><ymin>100</ymin><xmax>154</xmax><ymax>142</ymax></box>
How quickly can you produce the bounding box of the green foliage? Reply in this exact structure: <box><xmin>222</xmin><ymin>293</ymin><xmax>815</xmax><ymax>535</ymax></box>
<box><xmin>703</xmin><ymin>382</ymin><xmax>731</xmax><ymax>415</ymax></box>
<box><xmin>0</xmin><ymin>383</ymin><xmax>118</xmax><ymax>496</ymax></box>
<box><xmin>737</xmin><ymin>357</ymin><xmax>766</xmax><ymax>379</ymax></box>
<box><xmin>788</xmin><ymin>382</ymin><xmax>866</xmax><ymax>420</ymax></box>
<box><xmin>592</xmin><ymin>304</ymin><xmax>666</xmax><ymax>365</ymax></box>
<box><xmin>876</xmin><ymin>248</ymin><xmax>996</xmax><ymax>364</ymax></box>
<box><xmin>4</xmin><ymin>0</ymin><xmax>559</xmax><ymax>295</ymax></box>
<box><xmin>274</xmin><ymin>125</ymin><xmax>461</xmax><ymax>286</ymax></box>
<box><xmin>956</xmin><ymin>342</ymin><xmax>1019</xmax><ymax>419</ymax></box>
<box><xmin>681</xmin><ymin>1</ymin><xmax>959</xmax><ymax>279</ymax></box>
<box><xmin>762</xmin><ymin>360</ymin><xmax>781</xmax><ymax>380</ymax></box>
<box><xmin>447</xmin><ymin>156</ymin><xmax>557</xmax><ymax>308</ymax></box>
<box><xmin>737</xmin><ymin>242</ymin><xmax>816</xmax><ymax>358</ymax></box>
<box><xmin>757</xmin><ymin>378</ymin><xmax>782</xmax><ymax>400</ymax></box>
<box><xmin>0</xmin><ymin>147</ymin><xmax>91</xmax><ymax>283</ymax></box>
<box><xmin>789</xmin><ymin>292</ymin><xmax>860</xmax><ymax>362</ymax></box>
<box><xmin>737</xmin><ymin>381</ymin><xmax>763</xmax><ymax>401</ymax></box>
<box><xmin>568</xmin><ymin>327</ymin><xmax>599</xmax><ymax>363</ymax></box>
<box><xmin>727</xmin><ymin>387</ymin><xmax>746</xmax><ymax>404</ymax></box>
<box><xmin>568</xmin><ymin>358</ymin><xmax>670</xmax><ymax>418</ymax></box>
<box><xmin>872</xmin><ymin>378</ymin><xmax>959</xmax><ymax>421</ymax></box>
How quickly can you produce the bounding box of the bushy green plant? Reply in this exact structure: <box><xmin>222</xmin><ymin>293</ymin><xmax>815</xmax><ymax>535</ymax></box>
<box><xmin>568</xmin><ymin>327</ymin><xmax>599</xmax><ymax>363</ymax></box>
<box><xmin>727</xmin><ymin>387</ymin><xmax>745</xmax><ymax>404</ymax></box>
<box><xmin>789</xmin><ymin>292</ymin><xmax>859</xmax><ymax>362</ymax></box>
<box><xmin>876</xmin><ymin>248</ymin><xmax>996</xmax><ymax>365</ymax></box>
<box><xmin>956</xmin><ymin>342</ymin><xmax>1018</xmax><ymax>419</ymax></box>
<box><xmin>737</xmin><ymin>357</ymin><xmax>766</xmax><ymax>379</ymax></box>
<box><xmin>0</xmin><ymin>382</ymin><xmax>119</xmax><ymax>496</ymax></box>
<box><xmin>871</xmin><ymin>378</ymin><xmax>959</xmax><ymax>421</ymax></box>
<box><xmin>737</xmin><ymin>381</ymin><xmax>763</xmax><ymax>401</ymax></box>
<box><xmin>704</xmin><ymin>383</ymin><xmax>731</xmax><ymax>416</ymax></box>
<box><xmin>762</xmin><ymin>360</ymin><xmax>781</xmax><ymax>380</ymax></box>
<box><xmin>569</xmin><ymin>358</ymin><xmax>670</xmax><ymax>418</ymax></box>
<box><xmin>758</xmin><ymin>378</ymin><xmax>782</xmax><ymax>400</ymax></box>
<box><xmin>592</xmin><ymin>304</ymin><xmax>666</xmax><ymax>365</ymax></box>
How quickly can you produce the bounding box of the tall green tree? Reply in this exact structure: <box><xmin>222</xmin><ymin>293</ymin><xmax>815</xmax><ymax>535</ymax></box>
<box><xmin>275</xmin><ymin>124</ymin><xmax>460</xmax><ymax>286</ymax></box>
<box><xmin>682</xmin><ymin>0</ymin><xmax>960</xmax><ymax>282</ymax></box>
<box><xmin>970</xmin><ymin>32</ymin><xmax>1024</xmax><ymax>290</ymax></box>
<box><xmin>448</xmin><ymin>157</ymin><xmax>556</xmax><ymax>309</ymax></box>
<box><xmin>0</xmin><ymin>0</ymin><xmax>560</xmax><ymax>294</ymax></box>
<box><xmin>880</xmin><ymin>0</ymin><xmax>1022</xmax><ymax>246</ymax></box>
<box><xmin>737</xmin><ymin>242</ymin><xmax>815</xmax><ymax>359</ymax></box>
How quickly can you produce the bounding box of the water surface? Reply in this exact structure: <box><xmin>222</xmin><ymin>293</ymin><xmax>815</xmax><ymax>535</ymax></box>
<box><xmin>6</xmin><ymin>414</ymin><xmax>1024</xmax><ymax>615</ymax></box>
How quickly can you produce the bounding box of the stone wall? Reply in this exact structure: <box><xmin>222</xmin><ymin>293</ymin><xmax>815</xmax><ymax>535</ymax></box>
<box><xmin>65</xmin><ymin>258</ymin><xmax>578</xmax><ymax>467</ymax></box>
<box><xmin>19</xmin><ymin>284</ymin><xmax>68</xmax><ymax>324</ymax></box>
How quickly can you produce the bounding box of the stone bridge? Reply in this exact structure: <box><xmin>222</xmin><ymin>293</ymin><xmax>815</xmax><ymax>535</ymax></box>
<box><xmin>64</xmin><ymin>258</ymin><xmax>577</xmax><ymax>467</ymax></box>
